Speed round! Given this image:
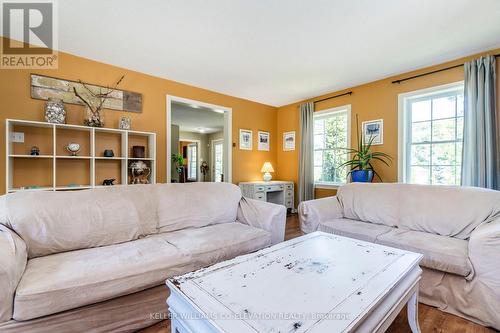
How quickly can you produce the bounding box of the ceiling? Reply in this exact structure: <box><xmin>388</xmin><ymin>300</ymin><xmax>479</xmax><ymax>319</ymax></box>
<box><xmin>172</xmin><ymin>101</ymin><xmax>224</xmax><ymax>134</ymax></box>
<box><xmin>52</xmin><ymin>1</ymin><xmax>500</xmax><ymax>106</ymax></box>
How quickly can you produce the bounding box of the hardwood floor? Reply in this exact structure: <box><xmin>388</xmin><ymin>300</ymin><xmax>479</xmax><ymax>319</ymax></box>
<box><xmin>140</xmin><ymin>214</ymin><xmax>494</xmax><ymax>333</ymax></box>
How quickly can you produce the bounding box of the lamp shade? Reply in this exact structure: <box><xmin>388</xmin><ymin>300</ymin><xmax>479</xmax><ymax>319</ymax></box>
<box><xmin>260</xmin><ymin>162</ymin><xmax>274</xmax><ymax>173</ymax></box>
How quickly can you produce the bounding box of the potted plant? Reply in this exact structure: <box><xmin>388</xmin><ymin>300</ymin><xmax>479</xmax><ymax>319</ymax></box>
<box><xmin>171</xmin><ymin>153</ymin><xmax>185</xmax><ymax>182</ymax></box>
<box><xmin>339</xmin><ymin>115</ymin><xmax>392</xmax><ymax>182</ymax></box>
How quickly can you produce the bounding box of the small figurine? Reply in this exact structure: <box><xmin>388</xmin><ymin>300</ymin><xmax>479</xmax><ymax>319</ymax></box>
<box><xmin>102</xmin><ymin>178</ymin><xmax>115</xmax><ymax>186</ymax></box>
<box><xmin>30</xmin><ymin>146</ymin><xmax>40</xmax><ymax>156</ymax></box>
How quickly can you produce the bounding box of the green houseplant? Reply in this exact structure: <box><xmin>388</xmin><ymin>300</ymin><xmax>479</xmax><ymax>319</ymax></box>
<box><xmin>339</xmin><ymin>114</ymin><xmax>392</xmax><ymax>182</ymax></box>
<box><xmin>171</xmin><ymin>153</ymin><xmax>185</xmax><ymax>181</ymax></box>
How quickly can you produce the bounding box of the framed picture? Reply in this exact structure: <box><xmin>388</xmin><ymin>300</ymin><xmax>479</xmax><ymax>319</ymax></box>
<box><xmin>362</xmin><ymin>119</ymin><xmax>383</xmax><ymax>145</ymax></box>
<box><xmin>258</xmin><ymin>131</ymin><xmax>270</xmax><ymax>151</ymax></box>
<box><xmin>119</xmin><ymin>116</ymin><xmax>131</xmax><ymax>130</ymax></box>
<box><xmin>239</xmin><ymin>129</ymin><xmax>253</xmax><ymax>150</ymax></box>
<box><xmin>283</xmin><ymin>131</ymin><xmax>295</xmax><ymax>151</ymax></box>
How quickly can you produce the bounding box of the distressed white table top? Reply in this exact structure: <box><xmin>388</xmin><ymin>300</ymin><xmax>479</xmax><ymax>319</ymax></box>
<box><xmin>167</xmin><ymin>232</ymin><xmax>422</xmax><ymax>333</ymax></box>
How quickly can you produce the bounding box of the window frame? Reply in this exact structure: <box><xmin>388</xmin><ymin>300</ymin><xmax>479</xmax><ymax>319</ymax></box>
<box><xmin>313</xmin><ymin>104</ymin><xmax>351</xmax><ymax>189</ymax></box>
<box><xmin>187</xmin><ymin>143</ymin><xmax>197</xmax><ymax>181</ymax></box>
<box><xmin>398</xmin><ymin>81</ymin><xmax>464</xmax><ymax>185</ymax></box>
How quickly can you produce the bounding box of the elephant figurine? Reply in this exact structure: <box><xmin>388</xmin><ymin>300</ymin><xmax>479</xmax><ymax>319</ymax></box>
<box><xmin>102</xmin><ymin>178</ymin><xmax>115</xmax><ymax>186</ymax></box>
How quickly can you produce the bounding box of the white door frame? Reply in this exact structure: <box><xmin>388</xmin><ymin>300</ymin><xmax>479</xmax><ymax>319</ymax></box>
<box><xmin>179</xmin><ymin>138</ymin><xmax>201</xmax><ymax>182</ymax></box>
<box><xmin>166</xmin><ymin>95</ymin><xmax>232</xmax><ymax>183</ymax></box>
<box><xmin>211</xmin><ymin>138</ymin><xmax>224</xmax><ymax>182</ymax></box>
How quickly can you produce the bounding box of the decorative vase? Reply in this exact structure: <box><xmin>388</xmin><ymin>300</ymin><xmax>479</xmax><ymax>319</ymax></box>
<box><xmin>103</xmin><ymin>149</ymin><xmax>114</xmax><ymax>157</ymax></box>
<box><xmin>84</xmin><ymin>106</ymin><xmax>104</xmax><ymax>127</ymax></box>
<box><xmin>44</xmin><ymin>98</ymin><xmax>66</xmax><ymax>124</ymax></box>
<box><xmin>351</xmin><ymin>169</ymin><xmax>374</xmax><ymax>182</ymax></box>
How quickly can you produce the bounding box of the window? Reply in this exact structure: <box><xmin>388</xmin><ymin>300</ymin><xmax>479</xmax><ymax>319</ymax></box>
<box><xmin>187</xmin><ymin>143</ymin><xmax>197</xmax><ymax>181</ymax></box>
<box><xmin>213</xmin><ymin>140</ymin><xmax>224</xmax><ymax>182</ymax></box>
<box><xmin>313</xmin><ymin>105</ymin><xmax>351</xmax><ymax>186</ymax></box>
<box><xmin>399</xmin><ymin>82</ymin><xmax>464</xmax><ymax>185</ymax></box>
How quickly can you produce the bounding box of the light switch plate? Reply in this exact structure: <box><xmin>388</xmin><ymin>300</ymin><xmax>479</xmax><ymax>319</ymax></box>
<box><xmin>11</xmin><ymin>132</ymin><xmax>24</xmax><ymax>143</ymax></box>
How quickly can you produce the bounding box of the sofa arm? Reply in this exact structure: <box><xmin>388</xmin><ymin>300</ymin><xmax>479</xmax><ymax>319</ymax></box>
<box><xmin>298</xmin><ymin>196</ymin><xmax>343</xmax><ymax>234</ymax></box>
<box><xmin>469</xmin><ymin>220</ymin><xmax>500</xmax><ymax>289</ymax></box>
<box><xmin>237</xmin><ymin>197</ymin><xmax>286</xmax><ymax>246</ymax></box>
<box><xmin>0</xmin><ymin>224</ymin><xmax>27</xmax><ymax>322</ymax></box>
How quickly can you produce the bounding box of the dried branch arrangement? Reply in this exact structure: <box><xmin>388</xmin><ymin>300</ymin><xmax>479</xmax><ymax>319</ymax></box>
<box><xmin>72</xmin><ymin>75</ymin><xmax>125</xmax><ymax>127</ymax></box>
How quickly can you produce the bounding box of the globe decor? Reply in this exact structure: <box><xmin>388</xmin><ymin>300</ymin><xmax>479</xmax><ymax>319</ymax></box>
<box><xmin>339</xmin><ymin>114</ymin><xmax>392</xmax><ymax>183</ymax></box>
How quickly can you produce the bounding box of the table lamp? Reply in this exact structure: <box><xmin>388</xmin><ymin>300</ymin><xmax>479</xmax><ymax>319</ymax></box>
<box><xmin>261</xmin><ymin>162</ymin><xmax>274</xmax><ymax>182</ymax></box>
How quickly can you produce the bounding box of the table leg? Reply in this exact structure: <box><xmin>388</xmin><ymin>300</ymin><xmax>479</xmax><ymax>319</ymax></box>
<box><xmin>407</xmin><ymin>291</ymin><xmax>421</xmax><ymax>333</ymax></box>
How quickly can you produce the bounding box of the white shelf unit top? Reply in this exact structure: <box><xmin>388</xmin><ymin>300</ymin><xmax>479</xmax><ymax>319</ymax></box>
<box><xmin>6</xmin><ymin>119</ymin><xmax>156</xmax><ymax>193</ymax></box>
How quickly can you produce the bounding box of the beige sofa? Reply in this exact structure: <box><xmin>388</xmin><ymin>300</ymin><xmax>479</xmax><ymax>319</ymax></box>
<box><xmin>298</xmin><ymin>183</ymin><xmax>500</xmax><ymax>330</ymax></box>
<box><xmin>0</xmin><ymin>182</ymin><xmax>286</xmax><ymax>332</ymax></box>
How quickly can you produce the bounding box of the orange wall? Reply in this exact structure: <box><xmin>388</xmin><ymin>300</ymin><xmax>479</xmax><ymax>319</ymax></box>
<box><xmin>0</xmin><ymin>37</ymin><xmax>277</xmax><ymax>194</ymax></box>
<box><xmin>277</xmin><ymin>48</ymin><xmax>500</xmax><ymax>201</ymax></box>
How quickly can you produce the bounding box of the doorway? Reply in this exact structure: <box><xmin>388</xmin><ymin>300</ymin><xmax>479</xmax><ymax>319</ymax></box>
<box><xmin>166</xmin><ymin>95</ymin><xmax>232</xmax><ymax>183</ymax></box>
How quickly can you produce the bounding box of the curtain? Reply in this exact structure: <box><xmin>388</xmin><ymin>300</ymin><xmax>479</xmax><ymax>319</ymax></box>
<box><xmin>462</xmin><ymin>55</ymin><xmax>499</xmax><ymax>189</ymax></box>
<box><xmin>298</xmin><ymin>102</ymin><xmax>314</xmax><ymax>202</ymax></box>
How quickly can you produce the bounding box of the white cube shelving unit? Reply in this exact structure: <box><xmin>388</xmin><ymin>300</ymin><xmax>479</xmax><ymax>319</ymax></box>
<box><xmin>6</xmin><ymin>119</ymin><xmax>156</xmax><ymax>193</ymax></box>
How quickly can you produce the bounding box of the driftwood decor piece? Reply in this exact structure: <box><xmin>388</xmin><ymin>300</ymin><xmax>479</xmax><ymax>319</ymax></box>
<box><xmin>30</xmin><ymin>74</ymin><xmax>142</xmax><ymax>113</ymax></box>
<box><xmin>72</xmin><ymin>75</ymin><xmax>125</xmax><ymax>127</ymax></box>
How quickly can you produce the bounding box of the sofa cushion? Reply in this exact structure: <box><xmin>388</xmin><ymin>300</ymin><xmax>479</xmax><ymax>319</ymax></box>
<box><xmin>376</xmin><ymin>228</ymin><xmax>473</xmax><ymax>278</ymax></box>
<box><xmin>156</xmin><ymin>183</ymin><xmax>242</xmax><ymax>233</ymax></box>
<box><xmin>13</xmin><ymin>222</ymin><xmax>270</xmax><ymax>321</ymax></box>
<box><xmin>398</xmin><ymin>184</ymin><xmax>500</xmax><ymax>239</ymax></box>
<box><xmin>6</xmin><ymin>185</ymin><xmax>159</xmax><ymax>258</ymax></box>
<box><xmin>319</xmin><ymin>218</ymin><xmax>393</xmax><ymax>243</ymax></box>
<box><xmin>337</xmin><ymin>183</ymin><xmax>400</xmax><ymax>227</ymax></box>
<box><xmin>155</xmin><ymin>222</ymin><xmax>272</xmax><ymax>268</ymax></box>
<box><xmin>13</xmin><ymin>236</ymin><xmax>187</xmax><ymax>321</ymax></box>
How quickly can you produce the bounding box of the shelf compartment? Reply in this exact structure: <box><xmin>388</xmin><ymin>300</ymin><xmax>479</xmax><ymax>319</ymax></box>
<box><xmin>9</xmin><ymin>158</ymin><xmax>53</xmax><ymax>191</ymax></box>
<box><xmin>128</xmin><ymin>159</ymin><xmax>153</xmax><ymax>185</ymax></box>
<box><xmin>128</xmin><ymin>134</ymin><xmax>153</xmax><ymax>159</ymax></box>
<box><xmin>95</xmin><ymin>130</ymin><xmax>125</xmax><ymax>158</ymax></box>
<box><xmin>95</xmin><ymin>159</ymin><xmax>124</xmax><ymax>186</ymax></box>
<box><xmin>55</xmin><ymin>128</ymin><xmax>92</xmax><ymax>157</ymax></box>
<box><xmin>10</xmin><ymin>124</ymin><xmax>53</xmax><ymax>156</ymax></box>
<box><xmin>55</xmin><ymin>159</ymin><xmax>91</xmax><ymax>188</ymax></box>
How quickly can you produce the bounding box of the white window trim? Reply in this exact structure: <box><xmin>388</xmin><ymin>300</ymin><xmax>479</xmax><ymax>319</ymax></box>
<box><xmin>397</xmin><ymin>81</ymin><xmax>464</xmax><ymax>183</ymax></box>
<box><xmin>187</xmin><ymin>143</ymin><xmax>197</xmax><ymax>181</ymax></box>
<box><xmin>313</xmin><ymin>104</ymin><xmax>351</xmax><ymax>188</ymax></box>
<box><xmin>211</xmin><ymin>139</ymin><xmax>224</xmax><ymax>182</ymax></box>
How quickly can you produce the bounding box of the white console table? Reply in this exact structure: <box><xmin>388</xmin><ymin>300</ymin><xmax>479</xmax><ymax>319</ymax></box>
<box><xmin>239</xmin><ymin>181</ymin><xmax>294</xmax><ymax>211</ymax></box>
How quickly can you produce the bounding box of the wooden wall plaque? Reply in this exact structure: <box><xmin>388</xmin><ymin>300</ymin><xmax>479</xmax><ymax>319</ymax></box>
<box><xmin>30</xmin><ymin>74</ymin><xmax>142</xmax><ymax>113</ymax></box>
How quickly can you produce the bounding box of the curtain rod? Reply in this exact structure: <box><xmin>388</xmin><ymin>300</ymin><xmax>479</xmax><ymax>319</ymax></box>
<box><xmin>392</xmin><ymin>53</ymin><xmax>500</xmax><ymax>84</ymax></box>
<box><xmin>313</xmin><ymin>91</ymin><xmax>353</xmax><ymax>104</ymax></box>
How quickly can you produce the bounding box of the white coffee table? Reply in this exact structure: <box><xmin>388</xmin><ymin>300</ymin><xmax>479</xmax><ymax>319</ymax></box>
<box><xmin>166</xmin><ymin>232</ymin><xmax>423</xmax><ymax>333</ymax></box>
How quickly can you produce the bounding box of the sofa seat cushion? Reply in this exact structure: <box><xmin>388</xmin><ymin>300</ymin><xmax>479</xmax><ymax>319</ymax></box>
<box><xmin>14</xmin><ymin>236</ymin><xmax>190</xmax><ymax>321</ymax></box>
<box><xmin>318</xmin><ymin>218</ymin><xmax>393</xmax><ymax>243</ymax></box>
<box><xmin>376</xmin><ymin>229</ymin><xmax>473</xmax><ymax>278</ymax></box>
<box><xmin>155</xmin><ymin>222</ymin><xmax>272</xmax><ymax>268</ymax></box>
